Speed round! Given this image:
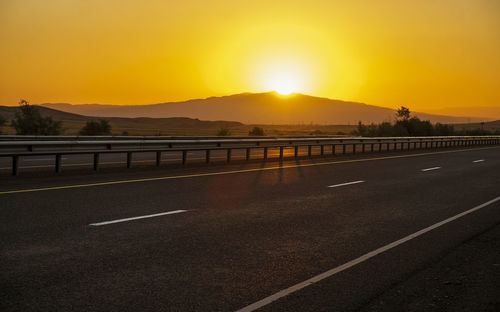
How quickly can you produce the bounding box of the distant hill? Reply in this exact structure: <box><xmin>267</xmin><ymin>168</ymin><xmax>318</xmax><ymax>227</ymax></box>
<box><xmin>426</xmin><ymin>106</ymin><xmax>500</xmax><ymax>120</ymax></box>
<box><xmin>40</xmin><ymin>92</ymin><xmax>492</xmax><ymax>124</ymax></box>
<box><xmin>0</xmin><ymin>105</ymin><xmax>243</xmax><ymax>135</ymax></box>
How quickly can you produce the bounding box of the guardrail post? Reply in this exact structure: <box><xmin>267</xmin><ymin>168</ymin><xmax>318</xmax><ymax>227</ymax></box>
<box><xmin>320</xmin><ymin>145</ymin><xmax>324</xmax><ymax>156</ymax></box>
<box><xmin>93</xmin><ymin>153</ymin><xmax>99</xmax><ymax>171</ymax></box>
<box><xmin>370</xmin><ymin>143</ymin><xmax>374</xmax><ymax>152</ymax></box>
<box><xmin>332</xmin><ymin>144</ymin><xmax>335</xmax><ymax>155</ymax></box>
<box><xmin>126</xmin><ymin>152</ymin><xmax>132</xmax><ymax>168</ymax></box>
<box><xmin>156</xmin><ymin>151</ymin><xmax>161</xmax><ymax>166</ymax></box>
<box><xmin>182</xmin><ymin>150</ymin><xmax>187</xmax><ymax>164</ymax></box>
<box><xmin>352</xmin><ymin>144</ymin><xmax>356</xmax><ymax>154</ymax></box>
<box><xmin>12</xmin><ymin>155</ymin><xmax>19</xmax><ymax>176</ymax></box>
<box><xmin>308</xmin><ymin>145</ymin><xmax>312</xmax><ymax>157</ymax></box>
<box><xmin>206</xmin><ymin>150</ymin><xmax>210</xmax><ymax>163</ymax></box>
<box><xmin>295</xmin><ymin>146</ymin><xmax>299</xmax><ymax>157</ymax></box>
<box><xmin>361</xmin><ymin>143</ymin><xmax>365</xmax><ymax>153</ymax></box>
<box><xmin>263</xmin><ymin>147</ymin><xmax>268</xmax><ymax>160</ymax></box>
<box><xmin>343</xmin><ymin>144</ymin><xmax>346</xmax><ymax>154</ymax></box>
<box><xmin>280</xmin><ymin>146</ymin><xmax>284</xmax><ymax>160</ymax></box>
<box><xmin>246</xmin><ymin>148</ymin><xmax>251</xmax><ymax>161</ymax></box>
<box><xmin>55</xmin><ymin>154</ymin><xmax>62</xmax><ymax>173</ymax></box>
<box><xmin>227</xmin><ymin>149</ymin><xmax>231</xmax><ymax>163</ymax></box>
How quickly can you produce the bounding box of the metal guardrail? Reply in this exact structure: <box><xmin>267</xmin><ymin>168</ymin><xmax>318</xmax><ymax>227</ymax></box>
<box><xmin>0</xmin><ymin>135</ymin><xmax>346</xmax><ymax>141</ymax></box>
<box><xmin>1</xmin><ymin>136</ymin><xmax>499</xmax><ymax>175</ymax></box>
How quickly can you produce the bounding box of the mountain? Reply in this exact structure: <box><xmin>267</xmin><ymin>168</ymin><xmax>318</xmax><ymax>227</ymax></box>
<box><xmin>40</xmin><ymin>92</ymin><xmax>492</xmax><ymax>124</ymax></box>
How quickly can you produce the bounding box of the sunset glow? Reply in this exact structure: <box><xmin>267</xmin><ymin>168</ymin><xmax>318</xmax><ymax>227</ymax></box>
<box><xmin>0</xmin><ymin>1</ymin><xmax>499</xmax><ymax>113</ymax></box>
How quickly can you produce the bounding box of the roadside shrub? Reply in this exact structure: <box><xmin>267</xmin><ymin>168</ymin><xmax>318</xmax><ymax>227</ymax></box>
<box><xmin>249</xmin><ymin>126</ymin><xmax>265</xmax><ymax>136</ymax></box>
<box><xmin>216</xmin><ymin>128</ymin><xmax>231</xmax><ymax>136</ymax></box>
<box><xmin>79</xmin><ymin>119</ymin><xmax>111</xmax><ymax>135</ymax></box>
<box><xmin>353</xmin><ymin>107</ymin><xmax>461</xmax><ymax>137</ymax></box>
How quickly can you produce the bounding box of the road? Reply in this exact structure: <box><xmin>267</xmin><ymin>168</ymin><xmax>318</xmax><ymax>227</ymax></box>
<box><xmin>1</xmin><ymin>146</ymin><xmax>499</xmax><ymax>311</ymax></box>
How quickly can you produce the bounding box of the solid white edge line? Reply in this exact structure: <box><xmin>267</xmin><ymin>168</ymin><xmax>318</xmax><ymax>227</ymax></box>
<box><xmin>421</xmin><ymin>166</ymin><xmax>441</xmax><ymax>172</ymax></box>
<box><xmin>89</xmin><ymin>209</ymin><xmax>188</xmax><ymax>226</ymax></box>
<box><xmin>327</xmin><ymin>180</ymin><xmax>365</xmax><ymax>188</ymax></box>
<box><xmin>235</xmin><ymin>195</ymin><xmax>500</xmax><ymax>312</ymax></box>
<box><xmin>472</xmin><ymin>159</ymin><xmax>485</xmax><ymax>163</ymax></box>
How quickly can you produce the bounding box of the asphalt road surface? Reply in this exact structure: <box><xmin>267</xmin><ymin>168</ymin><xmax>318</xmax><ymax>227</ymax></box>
<box><xmin>1</xmin><ymin>146</ymin><xmax>499</xmax><ymax>311</ymax></box>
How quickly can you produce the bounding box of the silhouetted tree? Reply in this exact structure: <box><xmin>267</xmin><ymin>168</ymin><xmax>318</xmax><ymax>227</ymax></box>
<box><xmin>248</xmin><ymin>126</ymin><xmax>265</xmax><ymax>136</ymax></box>
<box><xmin>396</xmin><ymin>106</ymin><xmax>411</xmax><ymax>122</ymax></box>
<box><xmin>11</xmin><ymin>99</ymin><xmax>62</xmax><ymax>135</ymax></box>
<box><xmin>79</xmin><ymin>119</ymin><xmax>111</xmax><ymax>135</ymax></box>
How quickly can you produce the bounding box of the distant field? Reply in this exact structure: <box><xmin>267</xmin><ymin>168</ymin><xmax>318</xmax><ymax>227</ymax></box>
<box><xmin>1</xmin><ymin>105</ymin><xmax>498</xmax><ymax>136</ymax></box>
<box><xmin>453</xmin><ymin>120</ymin><xmax>500</xmax><ymax>131</ymax></box>
<box><xmin>0</xmin><ymin>105</ymin><xmax>356</xmax><ymax>136</ymax></box>
<box><xmin>0</xmin><ymin>121</ymin><xmax>356</xmax><ymax>136</ymax></box>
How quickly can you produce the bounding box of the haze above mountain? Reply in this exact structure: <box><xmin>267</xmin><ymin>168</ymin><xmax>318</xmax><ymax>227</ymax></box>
<box><xmin>40</xmin><ymin>92</ymin><xmax>493</xmax><ymax>124</ymax></box>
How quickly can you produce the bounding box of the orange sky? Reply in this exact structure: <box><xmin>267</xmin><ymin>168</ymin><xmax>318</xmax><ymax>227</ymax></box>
<box><xmin>1</xmin><ymin>0</ymin><xmax>499</xmax><ymax>112</ymax></box>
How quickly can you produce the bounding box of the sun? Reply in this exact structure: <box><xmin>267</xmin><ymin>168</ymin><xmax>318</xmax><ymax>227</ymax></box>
<box><xmin>269</xmin><ymin>74</ymin><xmax>300</xmax><ymax>95</ymax></box>
<box><xmin>257</xmin><ymin>60</ymin><xmax>307</xmax><ymax>95</ymax></box>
